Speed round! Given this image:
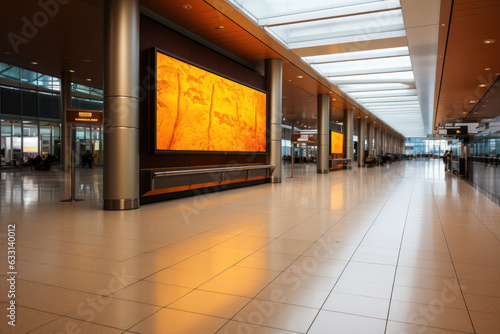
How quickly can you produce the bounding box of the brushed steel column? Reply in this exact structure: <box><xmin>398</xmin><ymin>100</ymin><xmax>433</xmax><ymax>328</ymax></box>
<box><xmin>103</xmin><ymin>0</ymin><xmax>140</xmax><ymax>210</ymax></box>
<box><xmin>343</xmin><ymin>109</ymin><xmax>353</xmax><ymax>160</ymax></box>
<box><xmin>367</xmin><ymin>122</ymin><xmax>374</xmax><ymax>157</ymax></box>
<box><xmin>317</xmin><ymin>94</ymin><xmax>329</xmax><ymax>174</ymax></box>
<box><xmin>60</xmin><ymin>72</ymin><xmax>72</xmax><ymax>172</ymax></box>
<box><xmin>358</xmin><ymin>118</ymin><xmax>366</xmax><ymax>167</ymax></box>
<box><xmin>266</xmin><ymin>58</ymin><xmax>282</xmax><ymax>183</ymax></box>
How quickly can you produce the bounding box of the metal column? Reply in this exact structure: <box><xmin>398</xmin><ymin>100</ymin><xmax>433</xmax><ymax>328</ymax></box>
<box><xmin>367</xmin><ymin>122</ymin><xmax>374</xmax><ymax>157</ymax></box>
<box><xmin>317</xmin><ymin>94</ymin><xmax>329</xmax><ymax>174</ymax></box>
<box><xmin>358</xmin><ymin>118</ymin><xmax>366</xmax><ymax>167</ymax></box>
<box><xmin>103</xmin><ymin>0</ymin><xmax>140</xmax><ymax>210</ymax></box>
<box><xmin>60</xmin><ymin>72</ymin><xmax>72</xmax><ymax>172</ymax></box>
<box><xmin>343</xmin><ymin>109</ymin><xmax>353</xmax><ymax>160</ymax></box>
<box><xmin>266</xmin><ymin>58</ymin><xmax>283</xmax><ymax>183</ymax></box>
<box><xmin>375</xmin><ymin>127</ymin><xmax>380</xmax><ymax>156</ymax></box>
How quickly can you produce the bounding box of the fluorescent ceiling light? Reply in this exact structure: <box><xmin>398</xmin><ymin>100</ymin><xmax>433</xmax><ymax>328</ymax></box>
<box><xmin>349</xmin><ymin>89</ymin><xmax>418</xmax><ymax>98</ymax></box>
<box><xmin>303</xmin><ymin>47</ymin><xmax>409</xmax><ymax>64</ymax></box>
<box><xmin>229</xmin><ymin>0</ymin><xmax>399</xmax><ymax>21</ymax></box>
<box><xmin>312</xmin><ymin>56</ymin><xmax>412</xmax><ymax>77</ymax></box>
<box><xmin>339</xmin><ymin>83</ymin><xmax>413</xmax><ymax>92</ymax></box>
<box><xmin>329</xmin><ymin>71</ymin><xmax>414</xmax><ymax>84</ymax></box>
<box><xmin>259</xmin><ymin>0</ymin><xmax>402</xmax><ymax>26</ymax></box>
<box><xmin>265</xmin><ymin>10</ymin><xmax>404</xmax><ymax>48</ymax></box>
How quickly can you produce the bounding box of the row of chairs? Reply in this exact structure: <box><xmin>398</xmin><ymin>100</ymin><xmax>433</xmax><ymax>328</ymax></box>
<box><xmin>365</xmin><ymin>154</ymin><xmax>413</xmax><ymax>167</ymax></box>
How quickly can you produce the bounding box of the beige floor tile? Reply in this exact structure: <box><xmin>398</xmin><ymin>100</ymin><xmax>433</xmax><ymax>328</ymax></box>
<box><xmin>272</xmin><ymin>271</ymin><xmax>338</xmax><ymax>291</ymax></box>
<box><xmin>388</xmin><ymin>300</ymin><xmax>474</xmax><ymax>333</ymax></box>
<box><xmin>469</xmin><ymin>311</ymin><xmax>500</xmax><ymax>334</ymax></box>
<box><xmin>459</xmin><ymin>278</ymin><xmax>500</xmax><ymax>298</ymax></box>
<box><xmin>65</xmin><ymin>296</ymin><xmax>161</xmax><ymax>329</ymax></box>
<box><xmin>15</xmin><ymin>281</ymin><xmax>102</xmax><ymax>315</ymax></box>
<box><xmin>255</xmin><ymin>282</ymin><xmax>330</xmax><ymax>308</ymax></box>
<box><xmin>285</xmin><ymin>256</ymin><xmax>347</xmax><ymax>278</ymax></box>
<box><xmin>144</xmin><ymin>268</ymin><xmax>214</xmax><ymax>288</ymax></box>
<box><xmin>308</xmin><ymin>310</ymin><xmax>386</xmax><ymax>334</ymax></box>
<box><xmin>169</xmin><ymin>289</ymin><xmax>250</xmax><ymax>319</ymax></box>
<box><xmin>351</xmin><ymin>252</ymin><xmax>399</xmax><ymax>265</ymax></box>
<box><xmin>234</xmin><ymin>300</ymin><xmax>318</xmax><ymax>333</ymax></box>
<box><xmin>236</xmin><ymin>254</ymin><xmax>294</xmax><ymax>271</ymax></box>
<box><xmin>218</xmin><ymin>320</ymin><xmax>297</xmax><ymax>334</ymax></box>
<box><xmin>168</xmin><ymin>250</ymin><xmax>245</xmax><ymax>275</ymax></box>
<box><xmin>199</xmin><ymin>275</ymin><xmax>269</xmax><ymax>298</ymax></box>
<box><xmin>0</xmin><ymin>306</ymin><xmax>60</xmax><ymax>333</ymax></box>
<box><xmin>18</xmin><ymin>264</ymin><xmax>137</xmax><ymax>294</ymax></box>
<box><xmin>45</xmin><ymin>254</ymin><xmax>163</xmax><ymax>279</ymax></box>
<box><xmin>333</xmin><ymin>278</ymin><xmax>393</xmax><ymax>299</ymax></box>
<box><xmin>110</xmin><ymin>281</ymin><xmax>191</xmax><ymax>306</ymax></box>
<box><xmin>464</xmin><ymin>293</ymin><xmax>500</xmax><ymax>314</ymax></box>
<box><xmin>170</xmin><ymin>232</ymin><xmax>235</xmax><ymax>250</ymax></box>
<box><xmin>323</xmin><ymin>292</ymin><xmax>390</xmax><ymax>319</ymax></box>
<box><xmin>392</xmin><ymin>285</ymin><xmax>467</xmax><ymax>310</ymax></box>
<box><xmin>30</xmin><ymin>317</ymin><xmax>125</xmax><ymax>333</ymax></box>
<box><xmin>129</xmin><ymin>308</ymin><xmax>227</xmax><ymax>333</ymax></box>
<box><xmin>219</xmin><ymin>266</ymin><xmax>282</xmax><ymax>283</ymax></box>
<box><xmin>395</xmin><ymin>272</ymin><xmax>460</xmax><ymax>291</ymax></box>
<box><xmin>341</xmin><ymin>263</ymin><xmax>396</xmax><ymax>285</ymax></box>
<box><xmin>258</xmin><ymin>238</ymin><xmax>314</xmax><ymax>255</ymax></box>
<box><xmin>385</xmin><ymin>321</ymin><xmax>469</xmax><ymax>333</ymax></box>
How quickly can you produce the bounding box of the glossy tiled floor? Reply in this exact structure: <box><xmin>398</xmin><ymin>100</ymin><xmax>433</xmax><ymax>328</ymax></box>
<box><xmin>1</xmin><ymin>159</ymin><xmax>499</xmax><ymax>333</ymax></box>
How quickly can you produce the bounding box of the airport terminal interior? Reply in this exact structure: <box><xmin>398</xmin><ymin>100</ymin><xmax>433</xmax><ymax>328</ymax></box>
<box><xmin>1</xmin><ymin>0</ymin><xmax>500</xmax><ymax>333</ymax></box>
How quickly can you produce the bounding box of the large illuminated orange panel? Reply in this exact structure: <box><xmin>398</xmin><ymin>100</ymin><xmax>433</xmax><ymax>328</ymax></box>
<box><xmin>156</xmin><ymin>52</ymin><xmax>267</xmax><ymax>152</ymax></box>
<box><xmin>331</xmin><ymin>131</ymin><xmax>344</xmax><ymax>154</ymax></box>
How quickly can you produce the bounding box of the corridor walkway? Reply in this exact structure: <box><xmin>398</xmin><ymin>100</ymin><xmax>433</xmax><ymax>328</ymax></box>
<box><xmin>0</xmin><ymin>159</ymin><xmax>499</xmax><ymax>333</ymax></box>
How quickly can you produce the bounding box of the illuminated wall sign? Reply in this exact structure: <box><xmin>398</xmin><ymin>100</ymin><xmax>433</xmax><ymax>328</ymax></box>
<box><xmin>291</xmin><ymin>133</ymin><xmax>317</xmax><ymax>143</ymax></box>
<box><xmin>154</xmin><ymin>50</ymin><xmax>267</xmax><ymax>153</ymax></box>
<box><xmin>66</xmin><ymin>109</ymin><xmax>103</xmax><ymax>125</ymax></box>
<box><xmin>330</xmin><ymin>131</ymin><xmax>344</xmax><ymax>154</ymax></box>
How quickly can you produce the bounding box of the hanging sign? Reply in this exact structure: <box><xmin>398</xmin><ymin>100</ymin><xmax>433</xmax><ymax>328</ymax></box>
<box><xmin>66</xmin><ymin>109</ymin><xmax>102</xmax><ymax>125</ymax></box>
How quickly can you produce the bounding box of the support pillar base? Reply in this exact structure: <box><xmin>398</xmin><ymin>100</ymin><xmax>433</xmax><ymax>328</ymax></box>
<box><xmin>317</xmin><ymin>169</ymin><xmax>329</xmax><ymax>174</ymax></box>
<box><xmin>104</xmin><ymin>198</ymin><xmax>139</xmax><ymax>210</ymax></box>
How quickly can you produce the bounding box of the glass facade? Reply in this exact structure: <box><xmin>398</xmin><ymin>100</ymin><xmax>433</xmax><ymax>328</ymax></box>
<box><xmin>405</xmin><ymin>138</ymin><xmax>450</xmax><ymax>156</ymax></box>
<box><xmin>0</xmin><ymin>62</ymin><xmax>103</xmax><ymax>168</ymax></box>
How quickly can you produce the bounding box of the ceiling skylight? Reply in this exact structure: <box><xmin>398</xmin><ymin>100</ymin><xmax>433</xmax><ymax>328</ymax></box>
<box><xmin>227</xmin><ymin>0</ymin><xmax>429</xmax><ymax>137</ymax></box>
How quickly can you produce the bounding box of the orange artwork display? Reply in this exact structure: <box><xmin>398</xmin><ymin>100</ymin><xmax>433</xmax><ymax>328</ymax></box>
<box><xmin>156</xmin><ymin>51</ymin><xmax>267</xmax><ymax>152</ymax></box>
<box><xmin>331</xmin><ymin>131</ymin><xmax>344</xmax><ymax>154</ymax></box>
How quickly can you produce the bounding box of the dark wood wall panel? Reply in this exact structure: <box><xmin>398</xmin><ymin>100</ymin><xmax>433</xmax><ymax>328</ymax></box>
<box><xmin>139</xmin><ymin>16</ymin><xmax>267</xmax><ymax>170</ymax></box>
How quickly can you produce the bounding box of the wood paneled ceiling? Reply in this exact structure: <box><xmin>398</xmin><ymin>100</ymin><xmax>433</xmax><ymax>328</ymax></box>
<box><xmin>3</xmin><ymin>0</ymin><xmax>498</xmax><ymax>137</ymax></box>
<box><xmin>435</xmin><ymin>0</ymin><xmax>500</xmax><ymax>128</ymax></box>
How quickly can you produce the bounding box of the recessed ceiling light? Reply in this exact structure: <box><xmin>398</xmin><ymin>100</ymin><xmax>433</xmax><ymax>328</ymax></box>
<box><xmin>469</xmin><ymin>100</ymin><xmax>476</xmax><ymax>103</ymax></box>
<box><xmin>31</xmin><ymin>61</ymin><xmax>38</xmax><ymax>65</ymax></box>
<box><xmin>4</xmin><ymin>51</ymin><xmax>12</xmax><ymax>55</ymax></box>
<box><xmin>83</xmin><ymin>59</ymin><xmax>92</xmax><ymax>63</ymax></box>
<box><xmin>215</xmin><ymin>26</ymin><xmax>224</xmax><ymax>29</ymax></box>
<box><xmin>485</xmin><ymin>68</ymin><xmax>491</xmax><ymax>71</ymax></box>
<box><xmin>332</xmin><ymin>98</ymin><xmax>336</xmax><ymax>101</ymax></box>
<box><xmin>288</xmin><ymin>79</ymin><xmax>292</xmax><ymax>82</ymax></box>
<box><xmin>182</xmin><ymin>4</ymin><xmax>192</xmax><ymax>9</ymax></box>
<box><xmin>463</xmin><ymin>112</ymin><xmax>467</xmax><ymax>114</ymax></box>
<box><xmin>441</xmin><ymin>23</ymin><xmax>445</xmax><ymax>27</ymax></box>
<box><xmin>297</xmin><ymin>75</ymin><xmax>303</xmax><ymax>79</ymax></box>
<box><xmin>86</xmin><ymin>78</ymin><xmax>92</xmax><ymax>81</ymax></box>
<box><xmin>479</xmin><ymin>84</ymin><xmax>488</xmax><ymax>87</ymax></box>
<box><xmin>365</xmin><ymin>116</ymin><xmax>368</xmax><ymax>118</ymax></box>
<box><xmin>69</xmin><ymin>70</ymin><xmax>75</xmax><ymax>73</ymax></box>
<box><xmin>483</xmin><ymin>39</ymin><xmax>495</xmax><ymax>44</ymax></box>
<box><xmin>357</xmin><ymin>116</ymin><xmax>361</xmax><ymax>119</ymax></box>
